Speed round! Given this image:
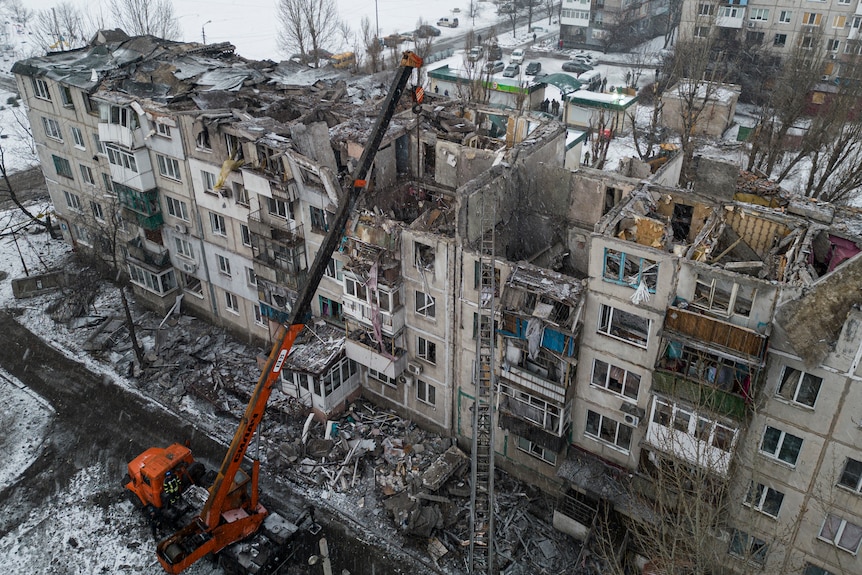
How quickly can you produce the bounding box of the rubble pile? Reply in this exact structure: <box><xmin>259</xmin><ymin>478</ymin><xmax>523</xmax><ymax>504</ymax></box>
<box><xmin>46</xmin><ymin>262</ymin><xmax>581</xmax><ymax>574</ymax></box>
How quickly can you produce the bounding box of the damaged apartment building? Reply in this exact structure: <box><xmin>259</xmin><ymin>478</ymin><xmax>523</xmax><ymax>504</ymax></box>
<box><xmin>14</xmin><ymin>31</ymin><xmax>862</xmax><ymax>575</ymax></box>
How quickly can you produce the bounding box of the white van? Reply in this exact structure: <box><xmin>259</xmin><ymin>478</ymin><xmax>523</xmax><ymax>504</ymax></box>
<box><xmin>577</xmin><ymin>69</ymin><xmax>603</xmax><ymax>92</ymax></box>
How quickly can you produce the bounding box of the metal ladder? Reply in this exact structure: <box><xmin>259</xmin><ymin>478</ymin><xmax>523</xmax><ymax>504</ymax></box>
<box><xmin>469</xmin><ymin>191</ymin><xmax>497</xmax><ymax>575</ymax></box>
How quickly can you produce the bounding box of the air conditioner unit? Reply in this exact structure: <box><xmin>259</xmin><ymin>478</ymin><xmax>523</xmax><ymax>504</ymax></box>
<box><xmin>624</xmin><ymin>413</ymin><xmax>641</xmax><ymax>427</ymax></box>
<box><xmin>181</xmin><ymin>262</ymin><xmax>197</xmax><ymax>273</ymax></box>
<box><xmin>398</xmin><ymin>374</ymin><xmax>413</xmax><ymax>385</ymax></box>
<box><xmin>821</xmin><ymin>75</ymin><xmax>831</xmax><ymax>81</ymax></box>
<box><xmin>746</xmin><ymin>21</ymin><xmax>756</xmax><ymax>28</ymax></box>
<box><xmin>408</xmin><ymin>362</ymin><xmax>423</xmax><ymax>375</ymax></box>
<box><xmin>174</xmin><ymin>223</ymin><xmax>188</xmax><ymax>234</ymax></box>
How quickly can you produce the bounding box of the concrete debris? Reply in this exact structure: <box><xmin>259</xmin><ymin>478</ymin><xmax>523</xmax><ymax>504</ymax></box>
<box><xmin>48</xmin><ymin>275</ymin><xmax>581</xmax><ymax>574</ymax></box>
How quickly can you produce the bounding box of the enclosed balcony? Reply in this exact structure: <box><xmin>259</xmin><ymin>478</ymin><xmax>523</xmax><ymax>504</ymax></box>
<box><xmin>116</xmin><ymin>183</ymin><xmax>163</xmax><ymax>230</ymax></box>
<box><xmin>341</xmin><ymin>276</ymin><xmax>405</xmax><ymax>337</ymax></box>
<box><xmin>498</xmin><ymin>379</ymin><xmax>569</xmax><ymax>453</ymax></box>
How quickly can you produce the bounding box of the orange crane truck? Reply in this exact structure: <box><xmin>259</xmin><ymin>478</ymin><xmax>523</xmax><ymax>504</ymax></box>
<box><xmin>129</xmin><ymin>50</ymin><xmax>424</xmax><ymax>575</ymax></box>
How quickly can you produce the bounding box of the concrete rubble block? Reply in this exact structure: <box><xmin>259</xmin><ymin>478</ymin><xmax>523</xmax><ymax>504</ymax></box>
<box><xmin>420</xmin><ymin>444</ymin><xmax>468</xmax><ymax>492</ymax></box>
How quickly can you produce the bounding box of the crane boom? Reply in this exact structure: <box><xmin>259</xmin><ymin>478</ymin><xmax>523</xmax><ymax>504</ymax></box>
<box><xmin>155</xmin><ymin>51</ymin><xmax>423</xmax><ymax>574</ymax></box>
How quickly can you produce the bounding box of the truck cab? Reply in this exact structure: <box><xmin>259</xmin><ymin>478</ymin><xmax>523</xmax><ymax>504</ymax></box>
<box><xmin>124</xmin><ymin>443</ymin><xmax>202</xmax><ymax>509</ymax></box>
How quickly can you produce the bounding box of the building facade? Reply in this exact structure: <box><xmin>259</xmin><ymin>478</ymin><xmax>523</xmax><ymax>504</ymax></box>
<box><xmin>14</xmin><ymin>31</ymin><xmax>862</xmax><ymax>574</ymax></box>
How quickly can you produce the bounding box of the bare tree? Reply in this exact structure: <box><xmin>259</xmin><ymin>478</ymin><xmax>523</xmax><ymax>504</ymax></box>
<box><xmin>663</xmin><ymin>0</ymin><xmax>683</xmax><ymax>48</ymax></box>
<box><xmin>544</xmin><ymin>0</ymin><xmax>557</xmax><ymax>25</ymax></box>
<box><xmin>304</xmin><ymin>0</ymin><xmax>340</xmax><ymax>69</ymax></box>
<box><xmin>361</xmin><ymin>17</ymin><xmax>382</xmax><ymax>73</ymax></box>
<box><xmin>108</xmin><ymin>0</ymin><xmax>180</xmax><ymax>39</ymax></box>
<box><xmin>523</xmin><ymin>0</ymin><xmax>542</xmax><ymax>32</ymax></box>
<box><xmin>0</xmin><ymin>146</ymin><xmax>58</xmax><ymax>239</ymax></box>
<box><xmin>276</xmin><ymin>0</ymin><xmax>341</xmax><ymax>68</ymax></box>
<box><xmin>8</xmin><ymin>0</ymin><xmax>34</xmax><ymax>27</ymax></box>
<box><xmin>467</xmin><ymin>0</ymin><xmax>482</xmax><ymax>27</ymax></box>
<box><xmin>31</xmin><ymin>3</ymin><xmax>89</xmax><ymax>52</ymax></box>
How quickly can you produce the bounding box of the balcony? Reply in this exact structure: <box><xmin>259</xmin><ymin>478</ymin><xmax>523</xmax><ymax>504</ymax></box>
<box><xmin>341</xmin><ymin>296</ymin><xmax>405</xmax><ymax>337</ymax></box>
<box><xmin>663</xmin><ymin>306</ymin><xmax>767</xmax><ymax>363</ymax></box>
<box><xmin>344</xmin><ymin>329</ymin><xmax>406</xmax><ymax>378</ymax></box>
<box><xmin>249</xmin><ymin>210</ymin><xmax>307</xmax><ymax>290</ymax></box>
<box><xmin>498</xmin><ymin>382</ymin><xmax>569</xmax><ymax>453</ymax></box>
<box><xmin>116</xmin><ymin>184</ymin><xmax>163</xmax><ymax>231</ymax></box>
<box><xmin>651</xmin><ymin>370</ymin><xmax>747</xmax><ymax>420</ymax></box>
<box><xmin>126</xmin><ymin>236</ymin><xmax>171</xmax><ymax>269</ymax></box>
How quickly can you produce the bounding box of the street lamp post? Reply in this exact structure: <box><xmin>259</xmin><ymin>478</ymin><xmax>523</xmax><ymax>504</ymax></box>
<box><xmin>201</xmin><ymin>20</ymin><xmax>212</xmax><ymax>44</ymax></box>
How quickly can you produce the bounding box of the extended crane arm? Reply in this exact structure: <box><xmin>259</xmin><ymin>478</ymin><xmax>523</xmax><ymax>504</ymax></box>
<box><xmin>156</xmin><ymin>51</ymin><xmax>422</xmax><ymax>574</ymax></box>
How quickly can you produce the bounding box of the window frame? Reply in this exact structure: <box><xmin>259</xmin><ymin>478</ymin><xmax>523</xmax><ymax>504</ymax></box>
<box><xmin>79</xmin><ymin>164</ymin><xmax>95</xmax><ymax>185</ymax></box>
<box><xmin>415</xmin><ymin>290</ymin><xmax>437</xmax><ymax>319</ymax></box>
<box><xmin>201</xmin><ymin>170</ymin><xmax>217</xmax><ymax>193</ymax></box>
<box><xmin>729</xmin><ymin>529</ymin><xmax>769</xmax><ymax>565</ymax></box>
<box><xmin>224</xmin><ymin>291</ymin><xmax>239</xmax><ymax>314</ymax></box>
<box><xmin>417</xmin><ymin>336</ymin><xmax>437</xmax><ymax>364</ymax></box>
<box><xmin>838</xmin><ymin>458</ymin><xmax>862</xmax><ymax>493</ymax></box>
<box><xmin>585</xmin><ymin>409</ymin><xmax>633</xmax><ymax>452</ymax></box>
<box><xmin>744</xmin><ymin>481</ymin><xmax>784</xmax><ymax>518</ymax></box>
<box><xmin>516</xmin><ymin>435</ymin><xmax>557</xmax><ymax>465</ymax></box>
<box><xmin>759</xmin><ymin>425</ymin><xmax>803</xmax><ymax>466</ymax></box>
<box><xmin>216</xmin><ymin>254</ymin><xmax>232</xmax><ymax>276</ymax></box>
<box><xmin>63</xmin><ymin>190</ymin><xmax>82</xmax><ymax>211</ymax></box>
<box><xmin>590</xmin><ymin>358</ymin><xmax>640</xmax><ymax>401</ymax></box>
<box><xmin>776</xmin><ymin>366</ymin><xmax>822</xmax><ymax>408</ymax></box>
<box><xmin>818</xmin><ymin>514</ymin><xmax>862</xmax><ymax>554</ymax></box>
<box><xmin>210</xmin><ymin>212</ymin><xmax>227</xmax><ymax>236</ymax></box>
<box><xmin>42</xmin><ymin>117</ymin><xmax>63</xmax><ymax>141</ymax></box>
<box><xmin>165</xmin><ymin>196</ymin><xmax>190</xmax><ymax>221</ymax></box>
<box><xmin>597</xmin><ymin>304</ymin><xmax>650</xmax><ymax>348</ymax></box>
<box><xmin>71</xmin><ymin>127</ymin><xmax>86</xmax><ymax>149</ymax></box>
<box><xmin>602</xmin><ymin>249</ymin><xmax>658</xmax><ymax>292</ymax></box>
<box><xmin>33</xmin><ymin>78</ymin><xmax>51</xmax><ymax>100</ymax></box>
<box><xmin>174</xmin><ymin>237</ymin><xmax>194</xmax><ymax>259</ymax></box>
<box><xmin>157</xmin><ymin>154</ymin><xmax>182</xmax><ymax>181</ymax></box>
<box><xmin>416</xmin><ymin>378</ymin><xmax>437</xmax><ymax>406</ymax></box>
<box><xmin>779</xmin><ymin>10</ymin><xmax>792</xmax><ymax>23</ymax></box>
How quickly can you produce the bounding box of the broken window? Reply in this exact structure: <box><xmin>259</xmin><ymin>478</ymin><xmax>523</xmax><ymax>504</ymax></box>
<box><xmin>777</xmin><ymin>367</ymin><xmax>822</xmax><ymax>408</ymax></box>
<box><xmin>590</xmin><ymin>358</ymin><xmax>640</xmax><ymax>400</ymax></box>
<box><xmin>585</xmin><ymin>410</ymin><xmax>633</xmax><ymax>452</ymax></box>
<box><xmin>344</xmin><ymin>276</ymin><xmax>367</xmax><ymax>301</ymax></box>
<box><xmin>500</xmin><ymin>382</ymin><xmax>561</xmax><ymax>433</ymax></box>
<box><xmin>310</xmin><ymin>206</ymin><xmax>328</xmax><ymax>233</ymax></box>
<box><xmin>224</xmin><ymin>133</ymin><xmax>244</xmax><ymax>161</ymax></box>
<box><xmin>692</xmin><ymin>275</ymin><xmax>755</xmax><ymax>317</ymax></box>
<box><xmin>196</xmin><ymin>128</ymin><xmax>211</xmax><ymax>150</ymax></box>
<box><xmin>256</xmin><ymin>144</ymin><xmax>283</xmax><ymax>177</ymax></box>
<box><xmin>267</xmin><ymin>197</ymin><xmax>294</xmax><ymax>220</ymax></box>
<box><xmin>729</xmin><ymin>529</ymin><xmax>768</xmax><ymax>565</ymax></box>
<box><xmin>368</xmin><ymin>368</ymin><xmax>397</xmax><ymax>387</ymax></box>
<box><xmin>602</xmin><ymin>249</ymin><xmax>658</xmax><ymax>291</ymax></box>
<box><xmin>597</xmin><ymin>304</ymin><xmax>650</xmax><ymax>348</ymax></box>
<box><xmin>658</xmin><ymin>339</ymin><xmax>753</xmax><ymax>396</ymax></box>
<box><xmin>319</xmin><ymin>296</ymin><xmax>343</xmax><ymax>321</ymax></box>
<box><xmin>515</xmin><ymin>435</ymin><xmax>557</xmax><ymax>464</ymax></box>
<box><xmin>415</xmin><ymin>291</ymin><xmax>436</xmax><ymax>318</ymax></box>
<box><xmin>415</xmin><ymin>241</ymin><xmax>435</xmax><ymax>270</ymax></box>
<box><xmin>744</xmin><ymin>482</ymin><xmax>784</xmax><ymax>518</ymax></box>
<box><xmin>324</xmin><ymin>259</ymin><xmax>344</xmax><ymax>282</ymax></box>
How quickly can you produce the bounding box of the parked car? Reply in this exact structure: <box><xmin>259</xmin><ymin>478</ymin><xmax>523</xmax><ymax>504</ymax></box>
<box><xmin>525</xmin><ymin>61</ymin><xmax>541</xmax><ymax>75</ymax></box>
<box><xmin>502</xmin><ymin>63</ymin><xmax>520</xmax><ymax>78</ymax></box>
<box><xmin>488</xmin><ymin>43</ymin><xmax>502</xmax><ymax>61</ymax></box>
<box><xmin>437</xmin><ymin>17</ymin><xmax>459</xmax><ymax>28</ymax></box>
<box><xmin>562</xmin><ymin>60</ymin><xmax>593</xmax><ymax>74</ymax></box>
<box><xmin>414</xmin><ymin>25</ymin><xmax>441</xmax><ymax>38</ymax></box>
<box><xmin>510</xmin><ymin>48</ymin><xmax>525</xmax><ymax>64</ymax></box>
<box><xmin>483</xmin><ymin>60</ymin><xmax>505</xmax><ymax>74</ymax></box>
<box><xmin>572</xmin><ymin>53</ymin><xmax>596</xmax><ymax>66</ymax></box>
<box><xmin>467</xmin><ymin>46</ymin><xmax>484</xmax><ymax>62</ymax></box>
<box><xmin>382</xmin><ymin>33</ymin><xmax>411</xmax><ymax>48</ymax></box>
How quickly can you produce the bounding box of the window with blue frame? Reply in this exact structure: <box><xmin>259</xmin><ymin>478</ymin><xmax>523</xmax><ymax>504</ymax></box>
<box><xmin>602</xmin><ymin>249</ymin><xmax>658</xmax><ymax>291</ymax></box>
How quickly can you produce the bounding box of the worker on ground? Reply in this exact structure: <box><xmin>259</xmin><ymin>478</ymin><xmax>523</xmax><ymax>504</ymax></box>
<box><xmin>163</xmin><ymin>470</ymin><xmax>182</xmax><ymax>506</ymax></box>
<box><xmin>147</xmin><ymin>505</ymin><xmax>162</xmax><ymax>539</ymax></box>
